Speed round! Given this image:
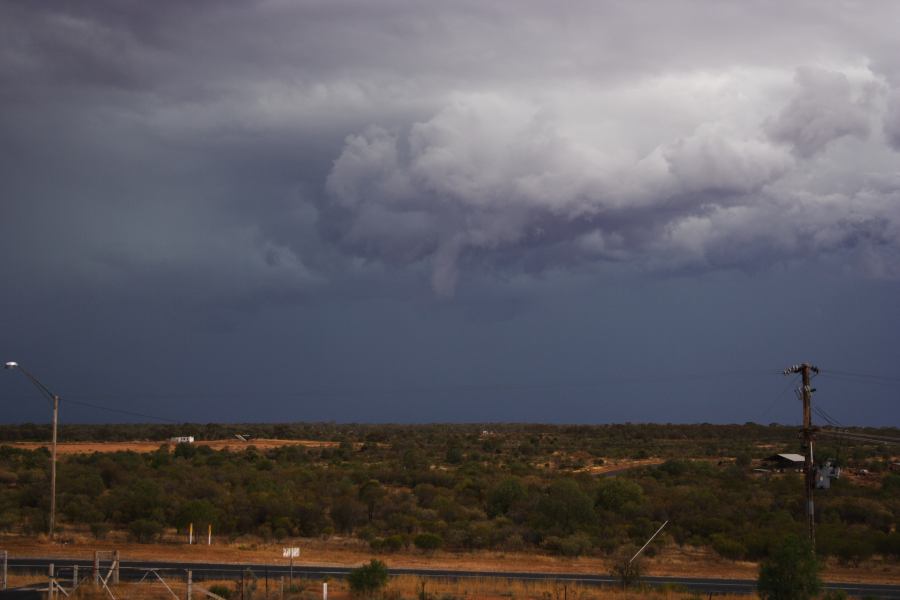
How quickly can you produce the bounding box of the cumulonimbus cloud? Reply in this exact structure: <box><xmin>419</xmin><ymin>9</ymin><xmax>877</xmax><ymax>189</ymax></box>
<box><xmin>322</xmin><ymin>68</ymin><xmax>900</xmax><ymax>295</ymax></box>
<box><xmin>765</xmin><ymin>67</ymin><xmax>873</xmax><ymax>157</ymax></box>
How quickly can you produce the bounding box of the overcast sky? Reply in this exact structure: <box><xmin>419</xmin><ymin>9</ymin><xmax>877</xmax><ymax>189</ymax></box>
<box><xmin>1</xmin><ymin>1</ymin><xmax>898</xmax><ymax>426</ymax></box>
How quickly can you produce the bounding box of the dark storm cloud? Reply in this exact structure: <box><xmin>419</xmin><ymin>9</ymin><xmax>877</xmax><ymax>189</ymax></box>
<box><xmin>5</xmin><ymin>2</ymin><xmax>900</xmax><ymax>300</ymax></box>
<box><xmin>3</xmin><ymin>1</ymin><xmax>900</xmax><ymax>300</ymax></box>
<box><xmin>1</xmin><ymin>1</ymin><xmax>900</xmax><ymax>425</ymax></box>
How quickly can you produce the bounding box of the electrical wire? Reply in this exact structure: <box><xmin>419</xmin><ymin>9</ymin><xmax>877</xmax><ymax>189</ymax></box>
<box><xmin>818</xmin><ymin>430</ymin><xmax>900</xmax><ymax>445</ymax></box>
<box><xmin>813</xmin><ymin>406</ymin><xmax>843</xmax><ymax>428</ymax></box>
<box><xmin>61</xmin><ymin>398</ymin><xmax>179</xmax><ymax>424</ymax></box>
<box><xmin>2</xmin><ymin>365</ymin><xmax>894</xmax><ymax>426</ymax></box>
<box><xmin>813</xmin><ymin>406</ymin><xmax>843</xmax><ymax>427</ymax></box>
<box><xmin>824</xmin><ymin>369</ymin><xmax>900</xmax><ymax>382</ymax></box>
<box><xmin>815</xmin><ymin>405</ymin><xmax>843</xmax><ymax>427</ymax></box>
<box><xmin>819</xmin><ymin>369</ymin><xmax>900</xmax><ymax>386</ymax></box>
<box><xmin>756</xmin><ymin>374</ymin><xmax>800</xmax><ymax>424</ymax></box>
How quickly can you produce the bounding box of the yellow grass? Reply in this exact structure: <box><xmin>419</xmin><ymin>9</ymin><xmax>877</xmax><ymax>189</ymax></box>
<box><xmin>573</xmin><ymin>458</ymin><xmax>665</xmax><ymax>475</ymax></box>
<box><xmin>4</xmin><ymin>532</ymin><xmax>899</xmax><ymax>587</ymax></box>
<box><xmin>385</xmin><ymin>574</ymin><xmax>756</xmax><ymax>600</ymax></box>
<box><xmin>11</xmin><ymin>572</ymin><xmax>756</xmax><ymax>600</ymax></box>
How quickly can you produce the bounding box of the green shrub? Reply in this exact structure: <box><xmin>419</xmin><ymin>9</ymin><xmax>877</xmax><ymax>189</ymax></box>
<box><xmin>414</xmin><ymin>533</ymin><xmax>443</xmax><ymax>552</ymax></box>
<box><xmin>877</xmin><ymin>531</ymin><xmax>900</xmax><ymax>557</ymax></box>
<box><xmin>486</xmin><ymin>477</ymin><xmax>525</xmax><ymax>518</ymax></box>
<box><xmin>90</xmin><ymin>522</ymin><xmax>110</xmax><ymax>540</ymax></box>
<box><xmin>711</xmin><ymin>534</ymin><xmax>746</xmax><ymax>561</ymax></box>
<box><xmin>542</xmin><ymin>532</ymin><xmax>593</xmax><ymax>557</ymax></box>
<box><xmin>610</xmin><ymin>544</ymin><xmax>643</xmax><ymax>588</ymax></box>
<box><xmin>348</xmin><ymin>559</ymin><xmax>389</xmax><ymax>597</ymax></box>
<box><xmin>384</xmin><ymin>535</ymin><xmax>406</xmax><ymax>552</ymax></box>
<box><xmin>208</xmin><ymin>584</ymin><xmax>233</xmax><ymax>599</ymax></box>
<box><xmin>757</xmin><ymin>535</ymin><xmax>820</xmax><ymax>600</ymax></box>
<box><xmin>595</xmin><ymin>479</ymin><xmax>644</xmax><ymax>512</ymax></box>
<box><xmin>128</xmin><ymin>518</ymin><xmax>163</xmax><ymax>543</ymax></box>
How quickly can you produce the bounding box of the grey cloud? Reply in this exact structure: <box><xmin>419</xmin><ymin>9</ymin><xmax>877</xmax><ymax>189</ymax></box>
<box><xmin>321</xmin><ymin>81</ymin><xmax>899</xmax><ymax>294</ymax></box>
<box><xmin>4</xmin><ymin>1</ymin><xmax>900</xmax><ymax>303</ymax></box>
<box><xmin>765</xmin><ymin>67</ymin><xmax>872</xmax><ymax>157</ymax></box>
<box><xmin>3</xmin><ymin>1</ymin><xmax>900</xmax><ymax>425</ymax></box>
<box><xmin>664</xmin><ymin>125</ymin><xmax>793</xmax><ymax>196</ymax></box>
<box><xmin>885</xmin><ymin>91</ymin><xmax>900</xmax><ymax>151</ymax></box>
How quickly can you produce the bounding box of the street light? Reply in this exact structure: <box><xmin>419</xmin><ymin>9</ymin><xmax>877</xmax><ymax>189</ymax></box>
<box><xmin>4</xmin><ymin>361</ymin><xmax>60</xmax><ymax>539</ymax></box>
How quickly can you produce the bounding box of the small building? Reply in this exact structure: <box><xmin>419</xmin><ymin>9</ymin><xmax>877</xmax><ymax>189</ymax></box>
<box><xmin>763</xmin><ymin>453</ymin><xmax>805</xmax><ymax>471</ymax></box>
<box><xmin>169</xmin><ymin>436</ymin><xmax>195</xmax><ymax>444</ymax></box>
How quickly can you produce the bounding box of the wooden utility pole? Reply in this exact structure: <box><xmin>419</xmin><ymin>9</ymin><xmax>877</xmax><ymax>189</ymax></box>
<box><xmin>783</xmin><ymin>362</ymin><xmax>819</xmax><ymax>550</ymax></box>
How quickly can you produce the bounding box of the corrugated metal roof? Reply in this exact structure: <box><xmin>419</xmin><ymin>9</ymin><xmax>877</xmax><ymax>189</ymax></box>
<box><xmin>774</xmin><ymin>453</ymin><xmax>805</xmax><ymax>462</ymax></box>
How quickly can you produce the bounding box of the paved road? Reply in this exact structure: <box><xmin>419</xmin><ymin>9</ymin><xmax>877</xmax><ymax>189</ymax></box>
<box><xmin>7</xmin><ymin>557</ymin><xmax>900</xmax><ymax>598</ymax></box>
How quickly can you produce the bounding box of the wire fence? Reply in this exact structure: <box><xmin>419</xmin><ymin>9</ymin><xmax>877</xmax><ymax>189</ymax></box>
<box><xmin>3</xmin><ymin>561</ymin><xmax>332</xmax><ymax>600</ymax></box>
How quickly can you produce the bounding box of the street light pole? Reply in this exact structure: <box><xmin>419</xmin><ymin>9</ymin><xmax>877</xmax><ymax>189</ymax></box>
<box><xmin>4</xmin><ymin>362</ymin><xmax>60</xmax><ymax>538</ymax></box>
<box><xmin>49</xmin><ymin>393</ymin><xmax>58</xmax><ymax>538</ymax></box>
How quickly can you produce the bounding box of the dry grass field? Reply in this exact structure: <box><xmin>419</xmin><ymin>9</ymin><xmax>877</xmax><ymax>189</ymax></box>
<box><xmin>574</xmin><ymin>458</ymin><xmax>665</xmax><ymax>475</ymax></box>
<box><xmin>7</xmin><ymin>438</ymin><xmax>340</xmax><ymax>454</ymax></box>
<box><xmin>7</xmin><ymin>572</ymin><xmax>756</xmax><ymax>600</ymax></box>
<box><xmin>4</xmin><ymin>532</ymin><xmax>899</xmax><ymax>586</ymax></box>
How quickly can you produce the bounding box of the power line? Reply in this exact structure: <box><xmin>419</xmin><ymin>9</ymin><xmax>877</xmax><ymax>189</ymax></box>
<box><xmin>819</xmin><ymin>369</ymin><xmax>900</xmax><ymax>385</ymax></box>
<box><xmin>62</xmin><ymin>398</ymin><xmax>179</xmax><ymax>424</ymax></box>
<box><xmin>818</xmin><ymin>430</ymin><xmax>900</xmax><ymax>446</ymax></box>
<box><xmin>2</xmin><ymin>366</ymin><xmax>891</xmax><ymax>425</ymax></box>
<box><xmin>757</xmin><ymin>374</ymin><xmax>799</xmax><ymax>423</ymax></box>
<box><xmin>813</xmin><ymin>406</ymin><xmax>841</xmax><ymax>428</ymax></box>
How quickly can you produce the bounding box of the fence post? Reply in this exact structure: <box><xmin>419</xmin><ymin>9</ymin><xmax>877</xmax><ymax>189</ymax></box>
<box><xmin>73</xmin><ymin>564</ymin><xmax>79</xmax><ymax>589</ymax></box>
<box><xmin>186</xmin><ymin>569</ymin><xmax>192</xmax><ymax>600</ymax></box>
<box><xmin>48</xmin><ymin>563</ymin><xmax>55</xmax><ymax>600</ymax></box>
<box><xmin>323</xmin><ymin>581</ymin><xmax>328</xmax><ymax>600</ymax></box>
<box><xmin>280</xmin><ymin>576</ymin><xmax>284</xmax><ymax>600</ymax></box>
<box><xmin>1</xmin><ymin>549</ymin><xmax>7</xmax><ymax>591</ymax></box>
<box><xmin>113</xmin><ymin>550</ymin><xmax>120</xmax><ymax>585</ymax></box>
<box><xmin>93</xmin><ymin>551</ymin><xmax>100</xmax><ymax>586</ymax></box>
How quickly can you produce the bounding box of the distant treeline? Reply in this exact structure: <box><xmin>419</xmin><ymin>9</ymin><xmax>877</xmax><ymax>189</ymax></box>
<box><xmin>2</xmin><ymin>421</ymin><xmax>897</xmax><ymax>448</ymax></box>
<box><xmin>1</xmin><ymin>423</ymin><xmax>897</xmax><ymax>564</ymax></box>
